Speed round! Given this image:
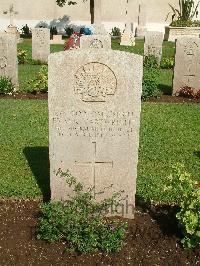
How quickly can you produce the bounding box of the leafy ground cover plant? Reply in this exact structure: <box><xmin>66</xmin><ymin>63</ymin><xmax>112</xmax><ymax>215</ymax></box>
<box><xmin>164</xmin><ymin>164</ymin><xmax>200</xmax><ymax>249</ymax></box>
<box><xmin>0</xmin><ymin>76</ymin><xmax>16</xmax><ymax>95</ymax></box>
<box><xmin>17</xmin><ymin>48</ymin><xmax>27</xmax><ymax>64</ymax></box>
<box><xmin>111</xmin><ymin>27</ymin><xmax>121</xmax><ymax>37</ymax></box>
<box><xmin>160</xmin><ymin>57</ymin><xmax>174</xmax><ymax>69</ymax></box>
<box><xmin>171</xmin><ymin>19</ymin><xmax>200</xmax><ymax>27</ymax></box>
<box><xmin>50</xmin><ymin>26</ymin><xmax>58</xmax><ymax>37</ymax></box>
<box><xmin>28</xmin><ymin>66</ymin><xmax>48</xmax><ymax>93</ymax></box>
<box><xmin>65</xmin><ymin>26</ymin><xmax>74</xmax><ymax>37</ymax></box>
<box><xmin>37</xmin><ymin>169</ymin><xmax>128</xmax><ymax>253</ymax></box>
<box><xmin>20</xmin><ymin>24</ymin><xmax>31</xmax><ymax>37</ymax></box>
<box><xmin>142</xmin><ymin>55</ymin><xmax>160</xmax><ymax>100</ymax></box>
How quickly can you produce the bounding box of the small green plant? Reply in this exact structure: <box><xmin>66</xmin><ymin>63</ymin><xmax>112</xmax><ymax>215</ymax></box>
<box><xmin>167</xmin><ymin>0</ymin><xmax>200</xmax><ymax>26</ymax></box>
<box><xmin>170</xmin><ymin>19</ymin><xmax>200</xmax><ymax>27</ymax></box>
<box><xmin>0</xmin><ymin>76</ymin><xmax>16</xmax><ymax>95</ymax></box>
<box><xmin>160</xmin><ymin>57</ymin><xmax>174</xmax><ymax>69</ymax></box>
<box><xmin>37</xmin><ymin>169</ymin><xmax>128</xmax><ymax>253</ymax></box>
<box><xmin>65</xmin><ymin>26</ymin><xmax>74</xmax><ymax>37</ymax></box>
<box><xmin>142</xmin><ymin>55</ymin><xmax>160</xmax><ymax>100</ymax></box>
<box><xmin>171</xmin><ymin>0</ymin><xmax>199</xmax><ymax>21</ymax></box>
<box><xmin>20</xmin><ymin>24</ymin><xmax>31</xmax><ymax>37</ymax></box>
<box><xmin>50</xmin><ymin>26</ymin><xmax>58</xmax><ymax>37</ymax></box>
<box><xmin>164</xmin><ymin>164</ymin><xmax>200</xmax><ymax>249</ymax></box>
<box><xmin>111</xmin><ymin>27</ymin><xmax>121</xmax><ymax>37</ymax></box>
<box><xmin>28</xmin><ymin>66</ymin><xmax>48</xmax><ymax>93</ymax></box>
<box><xmin>17</xmin><ymin>48</ymin><xmax>27</xmax><ymax>64</ymax></box>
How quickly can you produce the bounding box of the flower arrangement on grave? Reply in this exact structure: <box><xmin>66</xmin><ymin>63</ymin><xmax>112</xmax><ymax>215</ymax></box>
<box><xmin>64</xmin><ymin>32</ymin><xmax>82</xmax><ymax>50</ymax></box>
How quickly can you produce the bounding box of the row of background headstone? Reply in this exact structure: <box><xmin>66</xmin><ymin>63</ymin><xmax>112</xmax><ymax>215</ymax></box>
<box><xmin>0</xmin><ymin>29</ymin><xmax>199</xmax><ymax>218</ymax></box>
<box><xmin>0</xmin><ymin>30</ymin><xmax>199</xmax><ymax>97</ymax></box>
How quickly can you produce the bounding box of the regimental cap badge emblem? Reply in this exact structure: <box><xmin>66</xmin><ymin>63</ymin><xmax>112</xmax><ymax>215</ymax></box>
<box><xmin>89</xmin><ymin>39</ymin><xmax>103</xmax><ymax>49</ymax></box>
<box><xmin>74</xmin><ymin>62</ymin><xmax>117</xmax><ymax>102</ymax></box>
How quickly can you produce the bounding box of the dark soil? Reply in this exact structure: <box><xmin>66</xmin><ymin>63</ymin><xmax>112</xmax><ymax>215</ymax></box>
<box><xmin>0</xmin><ymin>200</ymin><xmax>199</xmax><ymax>266</ymax></box>
<box><xmin>0</xmin><ymin>92</ymin><xmax>47</xmax><ymax>100</ymax></box>
<box><xmin>0</xmin><ymin>93</ymin><xmax>199</xmax><ymax>103</ymax></box>
<box><xmin>148</xmin><ymin>95</ymin><xmax>200</xmax><ymax>104</ymax></box>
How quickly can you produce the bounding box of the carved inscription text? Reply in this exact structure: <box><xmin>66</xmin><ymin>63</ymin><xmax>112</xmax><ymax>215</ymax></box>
<box><xmin>53</xmin><ymin>110</ymin><xmax>135</xmax><ymax>138</ymax></box>
<box><xmin>35</xmin><ymin>30</ymin><xmax>46</xmax><ymax>47</ymax></box>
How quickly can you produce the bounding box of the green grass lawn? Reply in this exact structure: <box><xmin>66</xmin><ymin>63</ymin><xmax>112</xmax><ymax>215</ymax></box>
<box><xmin>1</xmin><ymin>38</ymin><xmax>198</xmax><ymax>204</ymax></box>
<box><xmin>0</xmin><ymin>100</ymin><xmax>199</xmax><ymax>203</ymax></box>
<box><xmin>18</xmin><ymin>38</ymin><xmax>64</xmax><ymax>59</ymax></box>
<box><xmin>112</xmin><ymin>38</ymin><xmax>175</xmax><ymax>58</ymax></box>
<box><xmin>18</xmin><ymin>38</ymin><xmax>174</xmax><ymax>94</ymax></box>
<box><xmin>18</xmin><ymin>39</ymin><xmax>64</xmax><ymax>91</ymax></box>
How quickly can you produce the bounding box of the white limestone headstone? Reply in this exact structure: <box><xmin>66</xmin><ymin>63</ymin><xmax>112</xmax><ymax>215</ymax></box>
<box><xmin>32</xmin><ymin>28</ymin><xmax>50</xmax><ymax>61</ymax></box>
<box><xmin>120</xmin><ymin>22</ymin><xmax>135</xmax><ymax>46</ymax></box>
<box><xmin>50</xmin><ymin>34</ymin><xmax>65</xmax><ymax>44</ymax></box>
<box><xmin>6</xmin><ymin>26</ymin><xmax>22</xmax><ymax>43</ymax></box>
<box><xmin>173</xmin><ymin>37</ymin><xmax>200</xmax><ymax>95</ymax></box>
<box><xmin>80</xmin><ymin>35</ymin><xmax>111</xmax><ymax>49</ymax></box>
<box><xmin>48</xmin><ymin>49</ymin><xmax>143</xmax><ymax>219</ymax></box>
<box><xmin>144</xmin><ymin>31</ymin><xmax>163</xmax><ymax>65</ymax></box>
<box><xmin>0</xmin><ymin>33</ymin><xmax>18</xmax><ymax>84</ymax></box>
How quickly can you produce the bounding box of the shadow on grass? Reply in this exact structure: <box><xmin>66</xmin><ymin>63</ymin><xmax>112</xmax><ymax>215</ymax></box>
<box><xmin>135</xmin><ymin>195</ymin><xmax>181</xmax><ymax>238</ymax></box>
<box><xmin>158</xmin><ymin>84</ymin><xmax>172</xmax><ymax>95</ymax></box>
<box><xmin>23</xmin><ymin>147</ymin><xmax>50</xmax><ymax>202</ymax></box>
<box><xmin>194</xmin><ymin>151</ymin><xmax>200</xmax><ymax>159</ymax></box>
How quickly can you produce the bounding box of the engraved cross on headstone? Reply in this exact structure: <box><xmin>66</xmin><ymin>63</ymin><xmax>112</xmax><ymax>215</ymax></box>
<box><xmin>3</xmin><ymin>4</ymin><xmax>18</xmax><ymax>26</ymax></box>
<box><xmin>75</xmin><ymin>142</ymin><xmax>113</xmax><ymax>195</ymax></box>
<box><xmin>184</xmin><ymin>74</ymin><xmax>195</xmax><ymax>84</ymax></box>
<box><xmin>184</xmin><ymin>57</ymin><xmax>196</xmax><ymax>84</ymax></box>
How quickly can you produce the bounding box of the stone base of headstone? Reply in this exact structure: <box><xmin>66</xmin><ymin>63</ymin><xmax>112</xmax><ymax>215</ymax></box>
<box><xmin>136</xmin><ymin>26</ymin><xmax>147</xmax><ymax>38</ymax></box>
<box><xmin>92</xmin><ymin>23</ymin><xmax>108</xmax><ymax>35</ymax></box>
<box><xmin>50</xmin><ymin>34</ymin><xmax>65</xmax><ymax>44</ymax></box>
<box><xmin>120</xmin><ymin>30</ymin><xmax>135</xmax><ymax>46</ymax></box>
